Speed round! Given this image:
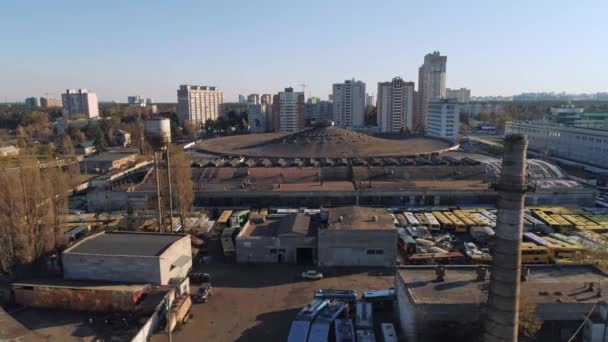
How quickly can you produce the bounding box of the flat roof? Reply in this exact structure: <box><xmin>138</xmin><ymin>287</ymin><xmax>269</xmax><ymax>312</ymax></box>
<box><xmin>64</xmin><ymin>231</ymin><xmax>185</xmax><ymax>256</ymax></box>
<box><xmin>84</xmin><ymin>151</ymin><xmax>135</xmax><ymax>162</ymax></box>
<box><xmin>12</xmin><ymin>278</ymin><xmax>147</xmax><ymax>292</ymax></box>
<box><xmin>325</xmin><ymin>207</ymin><xmax>395</xmax><ymax>230</ymax></box>
<box><xmin>397</xmin><ymin>265</ymin><xmax>608</xmax><ymax>305</ymax></box>
<box><xmin>240</xmin><ymin>213</ymin><xmax>312</xmax><ymax>237</ymax></box>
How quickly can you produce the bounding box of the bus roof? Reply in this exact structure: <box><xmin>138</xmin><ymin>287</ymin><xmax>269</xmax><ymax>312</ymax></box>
<box><xmin>218</xmin><ymin>210</ymin><xmax>233</xmax><ymax>223</ymax></box>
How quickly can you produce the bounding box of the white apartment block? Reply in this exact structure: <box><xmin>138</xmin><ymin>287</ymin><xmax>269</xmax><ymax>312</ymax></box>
<box><xmin>505</xmin><ymin>121</ymin><xmax>608</xmax><ymax>168</ymax></box>
<box><xmin>272</xmin><ymin>88</ymin><xmax>304</xmax><ymax>133</ymax></box>
<box><xmin>61</xmin><ymin>89</ymin><xmax>99</xmax><ymax>119</ymax></box>
<box><xmin>376</xmin><ymin>77</ymin><xmax>415</xmax><ymax>133</ymax></box>
<box><xmin>332</xmin><ymin>79</ymin><xmax>365</xmax><ymax>129</ymax></box>
<box><xmin>417</xmin><ymin>51</ymin><xmax>447</xmax><ymax>130</ymax></box>
<box><xmin>427</xmin><ymin>99</ymin><xmax>460</xmax><ymax>139</ymax></box>
<box><xmin>177</xmin><ymin>85</ymin><xmax>223</xmax><ymax>126</ymax></box>
<box><xmin>446</xmin><ymin>88</ymin><xmax>471</xmax><ymax>103</ymax></box>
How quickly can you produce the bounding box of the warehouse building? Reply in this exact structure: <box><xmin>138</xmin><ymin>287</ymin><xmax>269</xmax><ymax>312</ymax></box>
<box><xmin>236</xmin><ymin>212</ymin><xmax>317</xmax><ymax>264</ymax></box>
<box><xmin>62</xmin><ymin>231</ymin><xmax>191</xmax><ymax>285</ymax></box>
<box><xmin>317</xmin><ymin>207</ymin><xmax>397</xmax><ymax>267</ymax></box>
<box><xmin>80</xmin><ymin>150</ymin><xmax>137</xmax><ymax>173</ymax></box>
<box><xmin>395</xmin><ymin>265</ymin><xmax>608</xmax><ymax>342</ymax></box>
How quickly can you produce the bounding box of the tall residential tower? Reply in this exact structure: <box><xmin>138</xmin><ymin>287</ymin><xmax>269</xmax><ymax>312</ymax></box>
<box><xmin>376</xmin><ymin>77</ymin><xmax>415</xmax><ymax>133</ymax></box>
<box><xmin>271</xmin><ymin>87</ymin><xmax>305</xmax><ymax>133</ymax></box>
<box><xmin>417</xmin><ymin>51</ymin><xmax>447</xmax><ymax>131</ymax></box>
<box><xmin>61</xmin><ymin>89</ymin><xmax>99</xmax><ymax>119</ymax></box>
<box><xmin>177</xmin><ymin>85</ymin><xmax>223</xmax><ymax>126</ymax></box>
<box><xmin>332</xmin><ymin>79</ymin><xmax>366</xmax><ymax>129</ymax></box>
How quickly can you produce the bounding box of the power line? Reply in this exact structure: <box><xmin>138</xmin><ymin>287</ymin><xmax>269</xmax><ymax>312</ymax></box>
<box><xmin>567</xmin><ymin>303</ymin><xmax>597</xmax><ymax>342</ymax></box>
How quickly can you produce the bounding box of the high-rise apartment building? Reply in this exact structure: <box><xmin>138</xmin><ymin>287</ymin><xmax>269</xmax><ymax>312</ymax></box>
<box><xmin>247</xmin><ymin>94</ymin><xmax>260</xmax><ymax>105</ymax></box>
<box><xmin>376</xmin><ymin>77</ymin><xmax>415</xmax><ymax>133</ymax></box>
<box><xmin>427</xmin><ymin>99</ymin><xmax>460</xmax><ymax>139</ymax></box>
<box><xmin>417</xmin><ymin>51</ymin><xmax>447</xmax><ymax>131</ymax></box>
<box><xmin>305</xmin><ymin>98</ymin><xmax>333</xmax><ymax>126</ymax></box>
<box><xmin>177</xmin><ymin>85</ymin><xmax>223</xmax><ymax>126</ymax></box>
<box><xmin>248</xmin><ymin>104</ymin><xmax>268</xmax><ymax>133</ymax></box>
<box><xmin>25</xmin><ymin>97</ymin><xmax>39</xmax><ymax>108</ymax></box>
<box><xmin>40</xmin><ymin>97</ymin><xmax>62</xmax><ymax>108</ymax></box>
<box><xmin>128</xmin><ymin>95</ymin><xmax>146</xmax><ymax>107</ymax></box>
<box><xmin>446</xmin><ymin>88</ymin><xmax>471</xmax><ymax>103</ymax></box>
<box><xmin>365</xmin><ymin>93</ymin><xmax>375</xmax><ymax>107</ymax></box>
<box><xmin>332</xmin><ymin>79</ymin><xmax>365</xmax><ymax>129</ymax></box>
<box><xmin>61</xmin><ymin>89</ymin><xmax>99</xmax><ymax>119</ymax></box>
<box><xmin>271</xmin><ymin>87</ymin><xmax>305</xmax><ymax>133</ymax></box>
<box><xmin>260</xmin><ymin>94</ymin><xmax>272</xmax><ymax>107</ymax></box>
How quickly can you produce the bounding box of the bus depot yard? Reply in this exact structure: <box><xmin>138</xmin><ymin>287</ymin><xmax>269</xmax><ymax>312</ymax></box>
<box><xmin>6</xmin><ymin>205</ymin><xmax>608</xmax><ymax>342</ymax></box>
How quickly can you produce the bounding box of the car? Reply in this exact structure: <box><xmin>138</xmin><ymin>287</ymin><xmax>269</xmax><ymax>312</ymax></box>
<box><xmin>301</xmin><ymin>270</ymin><xmax>323</xmax><ymax>280</ymax></box>
<box><xmin>192</xmin><ymin>284</ymin><xmax>212</xmax><ymax>303</ymax></box>
<box><xmin>189</xmin><ymin>271</ymin><xmax>210</xmax><ymax>284</ymax></box>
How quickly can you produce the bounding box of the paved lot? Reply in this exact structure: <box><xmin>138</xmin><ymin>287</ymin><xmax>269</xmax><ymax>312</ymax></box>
<box><xmin>152</xmin><ymin>264</ymin><xmax>395</xmax><ymax>342</ymax></box>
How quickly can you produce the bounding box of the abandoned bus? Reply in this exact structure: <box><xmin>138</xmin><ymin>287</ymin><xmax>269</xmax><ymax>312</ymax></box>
<box><xmin>521</xmin><ymin>242</ymin><xmax>551</xmax><ymax>264</ymax></box>
<box><xmin>432</xmin><ymin>211</ymin><xmax>454</xmax><ymax>230</ymax></box>
<box><xmin>414</xmin><ymin>213</ymin><xmax>429</xmax><ymax>226</ymax></box>
<box><xmin>423</xmin><ymin>212</ymin><xmax>440</xmax><ymax>231</ymax></box>
<box><xmin>404</xmin><ymin>212</ymin><xmax>420</xmax><ymax>226</ymax></box>
<box><xmin>444</xmin><ymin>212</ymin><xmax>467</xmax><ymax>232</ymax></box>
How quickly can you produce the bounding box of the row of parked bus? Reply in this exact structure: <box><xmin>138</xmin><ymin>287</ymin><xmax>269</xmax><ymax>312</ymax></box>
<box><xmin>394</xmin><ymin>209</ymin><xmax>498</xmax><ymax>234</ymax></box>
<box><xmin>213</xmin><ymin>210</ymin><xmax>252</xmax><ymax>257</ymax></box>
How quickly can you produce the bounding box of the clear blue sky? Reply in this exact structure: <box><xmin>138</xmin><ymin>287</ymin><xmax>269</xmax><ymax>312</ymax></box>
<box><xmin>1</xmin><ymin>0</ymin><xmax>607</xmax><ymax>102</ymax></box>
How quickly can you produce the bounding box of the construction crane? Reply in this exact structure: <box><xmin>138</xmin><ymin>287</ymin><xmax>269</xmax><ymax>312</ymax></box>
<box><xmin>299</xmin><ymin>83</ymin><xmax>310</xmax><ymax>99</ymax></box>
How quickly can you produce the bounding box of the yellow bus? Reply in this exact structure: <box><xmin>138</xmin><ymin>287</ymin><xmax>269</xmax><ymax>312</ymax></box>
<box><xmin>541</xmin><ymin>236</ymin><xmax>583</xmax><ymax>261</ymax></box>
<box><xmin>453</xmin><ymin>211</ymin><xmax>477</xmax><ymax>229</ymax></box>
<box><xmin>432</xmin><ymin>211</ymin><xmax>453</xmax><ymax>230</ymax></box>
<box><xmin>521</xmin><ymin>242</ymin><xmax>551</xmax><ymax>264</ymax></box>
<box><xmin>215</xmin><ymin>210</ymin><xmax>233</xmax><ymax>230</ymax></box>
<box><xmin>550</xmin><ymin>215</ymin><xmax>573</xmax><ymax>231</ymax></box>
<box><xmin>444</xmin><ymin>212</ymin><xmax>467</xmax><ymax>233</ymax></box>
<box><xmin>562</xmin><ymin>215</ymin><xmax>596</xmax><ymax>227</ymax></box>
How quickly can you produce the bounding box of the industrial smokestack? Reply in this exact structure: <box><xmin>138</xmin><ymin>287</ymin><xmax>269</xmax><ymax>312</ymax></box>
<box><xmin>484</xmin><ymin>134</ymin><xmax>528</xmax><ymax>342</ymax></box>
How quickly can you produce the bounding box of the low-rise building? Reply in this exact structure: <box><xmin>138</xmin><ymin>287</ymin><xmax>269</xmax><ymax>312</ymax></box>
<box><xmin>505</xmin><ymin>121</ymin><xmax>608</xmax><ymax>168</ymax></box>
<box><xmin>317</xmin><ymin>207</ymin><xmax>397</xmax><ymax>267</ymax></box>
<box><xmin>62</xmin><ymin>231</ymin><xmax>192</xmax><ymax>285</ymax></box>
<box><xmin>395</xmin><ymin>265</ymin><xmax>608</xmax><ymax>342</ymax></box>
<box><xmin>75</xmin><ymin>140</ymin><xmax>96</xmax><ymax>156</ymax></box>
<box><xmin>81</xmin><ymin>151</ymin><xmax>136</xmax><ymax>173</ymax></box>
<box><xmin>236</xmin><ymin>213</ymin><xmax>316</xmax><ymax>264</ymax></box>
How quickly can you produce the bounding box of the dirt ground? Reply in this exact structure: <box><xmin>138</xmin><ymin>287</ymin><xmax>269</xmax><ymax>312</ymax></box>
<box><xmin>151</xmin><ymin>264</ymin><xmax>395</xmax><ymax>342</ymax></box>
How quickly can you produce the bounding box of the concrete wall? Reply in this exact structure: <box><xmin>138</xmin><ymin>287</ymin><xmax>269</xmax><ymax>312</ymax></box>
<box><xmin>13</xmin><ymin>285</ymin><xmax>144</xmax><ymax>312</ymax></box>
<box><xmin>317</xmin><ymin>229</ymin><xmax>396</xmax><ymax>267</ymax></box>
<box><xmin>63</xmin><ymin>253</ymin><xmax>161</xmax><ymax>284</ymax></box>
<box><xmin>131</xmin><ymin>290</ymin><xmax>175</xmax><ymax>342</ymax></box>
<box><xmin>236</xmin><ymin>236</ymin><xmax>316</xmax><ymax>264</ymax></box>
<box><xmin>87</xmin><ymin>190</ymin><xmax>150</xmax><ymax>212</ymax></box>
<box><xmin>159</xmin><ymin>236</ymin><xmax>192</xmax><ymax>285</ymax></box>
<box><xmin>395</xmin><ymin>273</ymin><xmax>417</xmax><ymax>342</ymax></box>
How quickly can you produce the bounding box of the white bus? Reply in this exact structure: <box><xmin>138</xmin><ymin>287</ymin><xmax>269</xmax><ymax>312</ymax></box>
<box><xmin>404</xmin><ymin>212</ymin><xmax>420</xmax><ymax>226</ymax></box>
<box><xmin>423</xmin><ymin>213</ymin><xmax>440</xmax><ymax>231</ymax></box>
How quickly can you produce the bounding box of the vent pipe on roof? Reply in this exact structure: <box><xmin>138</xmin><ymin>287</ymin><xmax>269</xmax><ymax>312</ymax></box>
<box><xmin>484</xmin><ymin>134</ymin><xmax>528</xmax><ymax>342</ymax></box>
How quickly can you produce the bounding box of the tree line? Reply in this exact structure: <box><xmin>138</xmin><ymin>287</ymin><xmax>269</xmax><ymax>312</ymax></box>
<box><xmin>0</xmin><ymin>155</ymin><xmax>72</xmax><ymax>275</ymax></box>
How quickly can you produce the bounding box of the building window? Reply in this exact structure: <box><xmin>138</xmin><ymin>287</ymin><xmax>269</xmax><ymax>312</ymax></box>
<box><xmin>366</xmin><ymin>249</ymin><xmax>384</xmax><ymax>255</ymax></box>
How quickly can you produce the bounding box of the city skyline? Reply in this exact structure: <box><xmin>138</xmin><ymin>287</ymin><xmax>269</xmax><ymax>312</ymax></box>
<box><xmin>1</xmin><ymin>0</ymin><xmax>607</xmax><ymax>102</ymax></box>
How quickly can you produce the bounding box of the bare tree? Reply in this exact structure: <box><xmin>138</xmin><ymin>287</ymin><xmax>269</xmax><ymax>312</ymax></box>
<box><xmin>0</xmin><ymin>156</ymin><xmax>69</xmax><ymax>275</ymax></box>
<box><xmin>169</xmin><ymin>145</ymin><xmax>194</xmax><ymax>228</ymax></box>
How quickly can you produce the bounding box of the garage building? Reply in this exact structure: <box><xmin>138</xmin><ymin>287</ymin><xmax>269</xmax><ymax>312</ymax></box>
<box><xmin>62</xmin><ymin>231</ymin><xmax>191</xmax><ymax>285</ymax></box>
<box><xmin>317</xmin><ymin>207</ymin><xmax>397</xmax><ymax>267</ymax></box>
<box><xmin>236</xmin><ymin>212</ymin><xmax>317</xmax><ymax>264</ymax></box>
